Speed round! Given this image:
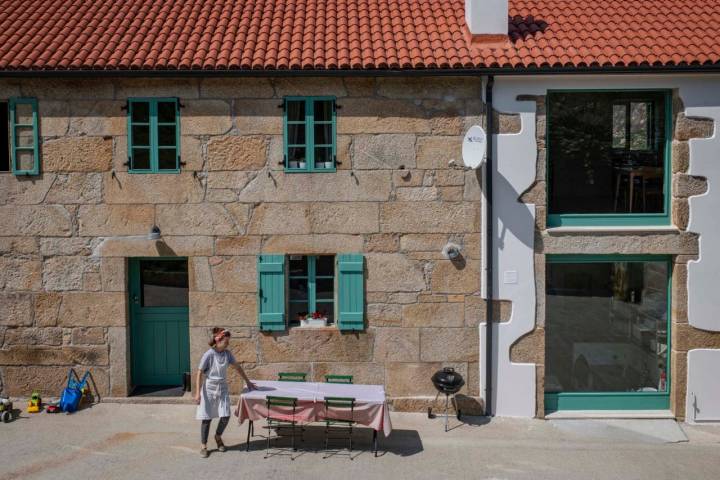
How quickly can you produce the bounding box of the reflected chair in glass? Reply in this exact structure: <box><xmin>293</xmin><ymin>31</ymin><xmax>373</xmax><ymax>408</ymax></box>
<box><xmin>278</xmin><ymin>372</ymin><xmax>307</xmax><ymax>382</ymax></box>
<box><xmin>264</xmin><ymin>396</ymin><xmax>302</xmax><ymax>459</ymax></box>
<box><xmin>321</xmin><ymin>396</ymin><xmax>356</xmax><ymax>459</ymax></box>
<box><xmin>325</xmin><ymin>374</ymin><xmax>353</xmax><ymax>384</ymax></box>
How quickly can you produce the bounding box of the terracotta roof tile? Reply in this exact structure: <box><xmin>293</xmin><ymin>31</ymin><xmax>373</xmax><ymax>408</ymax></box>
<box><xmin>0</xmin><ymin>0</ymin><xmax>718</xmax><ymax>72</ymax></box>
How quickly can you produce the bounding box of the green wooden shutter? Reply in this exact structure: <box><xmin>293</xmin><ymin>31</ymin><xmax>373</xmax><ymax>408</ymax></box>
<box><xmin>336</xmin><ymin>253</ymin><xmax>365</xmax><ymax>331</ymax></box>
<box><xmin>257</xmin><ymin>254</ymin><xmax>286</xmax><ymax>331</ymax></box>
<box><xmin>9</xmin><ymin>97</ymin><xmax>40</xmax><ymax>175</ymax></box>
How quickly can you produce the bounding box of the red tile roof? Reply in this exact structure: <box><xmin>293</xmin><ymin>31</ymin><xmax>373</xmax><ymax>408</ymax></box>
<box><xmin>0</xmin><ymin>0</ymin><xmax>718</xmax><ymax>72</ymax></box>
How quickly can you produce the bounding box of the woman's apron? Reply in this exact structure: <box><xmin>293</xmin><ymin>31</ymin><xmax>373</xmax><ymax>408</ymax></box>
<box><xmin>196</xmin><ymin>351</ymin><xmax>231</xmax><ymax>420</ymax></box>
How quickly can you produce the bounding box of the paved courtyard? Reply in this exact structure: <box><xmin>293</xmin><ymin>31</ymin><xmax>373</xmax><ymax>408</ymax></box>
<box><xmin>1</xmin><ymin>403</ymin><xmax>720</xmax><ymax>480</ymax></box>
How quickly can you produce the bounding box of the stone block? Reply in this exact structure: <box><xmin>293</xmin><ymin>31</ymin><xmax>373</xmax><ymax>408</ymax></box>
<box><xmin>673</xmin><ymin>324</ymin><xmax>720</xmax><ymax>351</ymax></box>
<box><xmin>376</xmin><ymin>77</ymin><xmax>481</xmax><ymax>99</ymax></box>
<box><xmin>100</xmin><ymin>257</ymin><xmax>126</xmax><ymax>292</ymax></box>
<box><xmin>94</xmin><ymin>235</ymin><xmax>214</xmax><ymax>258</ymax></box>
<box><xmin>241</xmin><ymin>362</ymin><xmax>313</xmax><ymax>385</ymax></box>
<box><xmin>0</xmin><ymin>294</ymin><xmax>33</xmax><ymax>326</ymax></box>
<box><xmin>311</xmin><ymin>362</ymin><xmax>385</xmax><ymax>385</ymax></box>
<box><xmin>258</xmin><ymin>329</ymin><xmax>374</xmax><ymax>362</ymax></box>
<box><xmin>435</xmin><ymin>169</ymin><xmax>466</xmax><ymax>186</ymax></box>
<box><xmin>114</xmin><ymin>78</ymin><xmax>199</xmax><ymax>98</ymax></box>
<box><xmin>393</xmin><ymin>169</ymin><xmax>424</xmax><ymax>187</ymax></box>
<box><xmin>343</xmin><ymin>78</ymin><xmax>376</xmax><ymax>97</ymax></box>
<box><xmin>400</xmin><ymin>234</ymin><xmax>451</xmax><ymax>252</ymax></box>
<box><xmin>0</xmin><ymin>345</ymin><xmax>109</xmax><ymax>366</ymax></box>
<box><xmin>211</xmin><ymin>256</ymin><xmax>256</xmax><ymax>292</ymax></box>
<box><xmin>248</xmin><ymin>203</ymin><xmax>310</xmax><ymax>234</ymax></box>
<box><xmin>21</xmin><ymin>78</ymin><xmax>114</xmax><ymax>99</ymax></box>
<box><xmin>391</xmin><ymin>394</ymin><xmax>483</xmax><ymax>414</ymax></box>
<box><xmin>416</xmin><ymin>136</ymin><xmax>463</xmax><ymax>169</ymax></box>
<box><xmin>672</xmin><ymin>141</ymin><xmax>689</xmax><ymax>173</ymax></box>
<box><xmin>430</xmin><ymin>260</ymin><xmax>481</xmax><ymax>294</ymax></box>
<box><xmin>273</xmin><ymin>77</ymin><xmax>348</xmax><ymax>97</ymax></box>
<box><xmin>0</xmin><ymin>257</ymin><xmax>42</xmax><ymax>291</ymax></box>
<box><xmin>108</xmin><ymin>327</ymin><xmax>130</xmax><ymax>396</ymax></box>
<box><xmin>180</xmin><ymin>135</ymin><xmax>204</xmax><ymax>171</ymax></box>
<box><xmin>420</xmin><ymin>328</ymin><xmax>479</xmax><ymax>362</ymax></box>
<box><xmin>0</xmin><ymin>237</ymin><xmax>38</xmax><ymax>255</ymax></box>
<box><xmin>45</xmin><ymin>173</ymin><xmax>102</xmax><ymax>204</ymax></box>
<box><xmin>674</xmin><ymin>114</ymin><xmax>714</xmax><ymax>141</ymax></box>
<box><xmin>310</xmin><ymin>203</ymin><xmax>380</xmax><ymax>234</ymax></box>
<box><xmin>189</xmin><ymin>292</ymin><xmax>256</xmax><ymax>327</ymax></box>
<box><xmin>464</xmin><ymin>296</ymin><xmax>512</xmax><ymax>326</ymax></box>
<box><xmin>352</xmin><ymin>134</ymin><xmax>416</xmax><ymax>170</ymax></box>
<box><xmin>43</xmin><ymin>256</ymin><xmax>98</xmax><ymax>291</ymax></box>
<box><xmin>207</xmin><ymin>135</ymin><xmax>267</xmax><ymax>170</ymax></box>
<box><xmin>157</xmin><ymin>203</ymin><xmax>250</xmax><ymax>236</ymax></box>
<box><xmin>71</xmin><ymin>327</ymin><xmax>105</xmax><ymax>345</ymax></box>
<box><xmin>510</xmin><ymin>328</ymin><xmax>544</xmax><ymax>364</ymax></box>
<box><xmin>540</xmin><ymin>232</ymin><xmax>698</xmax><ymax>255</ymax></box>
<box><xmin>380</xmin><ymin>202</ymin><xmax>478</xmax><ymax>233</ymax></box>
<box><xmin>367</xmin><ymin>303</ymin><xmax>402</xmax><ymax>327</ymax></box>
<box><xmin>671</xmin><ymin>350</ymin><xmax>687</xmax><ymax>419</ymax></box>
<box><xmin>235</xmin><ymin>99</ymin><xmax>283</xmax><ymax>135</ymax></box>
<box><xmin>402</xmin><ymin>302</ymin><xmax>464</xmax><ymax>327</ymax></box>
<box><xmin>206</xmin><ymin>171</ymin><xmax>255</xmax><ymax>191</ymax></box>
<box><xmin>396</xmin><ymin>186</ymin><xmax>439</xmax><ymax>201</ymax></box>
<box><xmin>39</xmin><ymin>100</ymin><xmax>70</xmax><ymax>135</ymax></box>
<box><xmin>43</xmin><ymin>137</ymin><xmax>113</xmax><ymax>172</ymax></box>
<box><xmin>337</xmin><ymin>99</ymin><xmax>430</xmax><ymax>134</ymax></box>
<box><xmin>34</xmin><ymin>292</ymin><xmax>62</xmax><ymax>326</ymax></box>
<box><xmin>366</xmin><ymin>253</ymin><xmax>426</xmax><ymax>292</ymax></box>
<box><xmin>181</xmin><ymin>100</ymin><xmax>232</xmax><ymax>135</ymax></box>
<box><xmin>373</xmin><ymin>327</ymin><xmax>420</xmax><ymax>362</ymax></box>
<box><xmin>57</xmin><ymin>292</ymin><xmax>126</xmax><ymax>327</ymax></box>
<box><xmin>215</xmin><ymin>236</ymin><xmax>262</xmax><ymax>255</ymax></box>
<box><xmin>673</xmin><ymin>198</ymin><xmax>689</xmax><ymax>230</ymax></box>
<box><xmin>78</xmin><ymin>204</ymin><xmax>155</xmax><ymax>236</ymax></box>
<box><xmin>0</xmin><ymin>174</ymin><xmax>55</xmax><ymax>205</ymax></box>
<box><xmin>104</xmin><ymin>172</ymin><xmax>204</xmax><ymax>204</ymax></box>
<box><xmin>200</xmin><ymin>78</ymin><xmax>274</xmax><ymax>98</ymax></box>
<box><xmin>364</xmin><ymin>233</ymin><xmax>399</xmax><ymax>253</ymax></box>
<box><xmin>0</xmin><ymin>205</ymin><xmax>73</xmax><ymax>236</ymax></box>
<box><xmin>673</xmin><ymin>174</ymin><xmax>708</xmax><ymax>198</ymax></box>
<box><xmin>262</xmin><ymin>234</ymin><xmax>364</xmax><ymax>254</ymax></box>
<box><xmin>68</xmin><ymin>100</ymin><xmax>126</xmax><ymax>136</ymax></box>
<box><xmin>238</xmin><ymin>170</ymin><xmax>392</xmax><ymax>202</ymax></box>
<box><xmin>464</xmin><ymin>169</ymin><xmax>482</xmax><ymax>201</ymax></box>
<box><xmin>1</xmin><ymin>366</ymin><xmax>110</xmax><ymax>397</ymax></box>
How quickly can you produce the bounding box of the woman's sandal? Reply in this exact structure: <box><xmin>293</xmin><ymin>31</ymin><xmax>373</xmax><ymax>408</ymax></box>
<box><xmin>200</xmin><ymin>447</ymin><xmax>209</xmax><ymax>458</ymax></box>
<box><xmin>215</xmin><ymin>435</ymin><xmax>227</xmax><ymax>452</ymax></box>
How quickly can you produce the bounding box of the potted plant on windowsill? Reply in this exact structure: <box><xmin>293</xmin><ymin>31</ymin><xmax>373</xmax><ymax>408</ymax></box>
<box><xmin>300</xmin><ymin>311</ymin><xmax>328</xmax><ymax>328</ymax></box>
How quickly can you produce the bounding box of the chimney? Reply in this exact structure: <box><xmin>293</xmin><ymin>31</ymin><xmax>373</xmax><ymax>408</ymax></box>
<box><xmin>465</xmin><ymin>0</ymin><xmax>508</xmax><ymax>44</ymax></box>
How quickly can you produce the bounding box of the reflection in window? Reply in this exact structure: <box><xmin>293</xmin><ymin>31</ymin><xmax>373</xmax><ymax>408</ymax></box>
<box><xmin>548</xmin><ymin>92</ymin><xmax>667</xmax><ymax>218</ymax></box>
<box><xmin>288</xmin><ymin>255</ymin><xmax>335</xmax><ymax>326</ymax></box>
<box><xmin>140</xmin><ymin>260</ymin><xmax>188</xmax><ymax>307</ymax></box>
<box><xmin>545</xmin><ymin>260</ymin><xmax>668</xmax><ymax>394</ymax></box>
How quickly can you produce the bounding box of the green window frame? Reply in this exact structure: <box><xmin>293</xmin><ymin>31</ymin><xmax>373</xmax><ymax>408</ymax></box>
<box><xmin>127</xmin><ymin>98</ymin><xmax>180</xmax><ymax>173</ymax></box>
<box><xmin>546</xmin><ymin>90</ymin><xmax>672</xmax><ymax>228</ymax></box>
<box><xmin>9</xmin><ymin>97</ymin><xmax>40</xmax><ymax>175</ymax></box>
<box><xmin>257</xmin><ymin>253</ymin><xmax>364</xmax><ymax>331</ymax></box>
<box><xmin>283</xmin><ymin>96</ymin><xmax>336</xmax><ymax>172</ymax></box>
<box><xmin>544</xmin><ymin>254</ymin><xmax>671</xmax><ymax>413</ymax></box>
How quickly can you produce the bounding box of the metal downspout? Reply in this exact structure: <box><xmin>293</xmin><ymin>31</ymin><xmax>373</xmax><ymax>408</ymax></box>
<box><xmin>484</xmin><ymin>75</ymin><xmax>495</xmax><ymax>416</ymax></box>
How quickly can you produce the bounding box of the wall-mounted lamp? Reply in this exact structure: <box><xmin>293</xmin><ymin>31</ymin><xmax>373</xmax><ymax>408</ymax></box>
<box><xmin>148</xmin><ymin>225</ymin><xmax>162</xmax><ymax>241</ymax></box>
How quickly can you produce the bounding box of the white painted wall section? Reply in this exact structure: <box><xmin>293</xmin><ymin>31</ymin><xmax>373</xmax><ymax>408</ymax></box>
<box><xmin>686</xmin><ymin>349</ymin><xmax>720</xmax><ymax>422</ymax></box>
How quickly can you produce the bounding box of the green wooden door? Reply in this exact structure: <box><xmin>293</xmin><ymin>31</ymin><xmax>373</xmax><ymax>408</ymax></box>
<box><xmin>129</xmin><ymin>258</ymin><xmax>190</xmax><ymax>386</ymax></box>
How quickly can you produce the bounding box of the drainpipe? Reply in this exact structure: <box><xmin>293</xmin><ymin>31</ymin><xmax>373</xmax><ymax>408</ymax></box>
<box><xmin>484</xmin><ymin>75</ymin><xmax>495</xmax><ymax>416</ymax></box>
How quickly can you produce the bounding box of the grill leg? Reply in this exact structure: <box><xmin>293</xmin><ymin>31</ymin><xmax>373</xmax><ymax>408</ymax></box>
<box><xmin>444</xmin><ymin>394</ymin><xmax>450</xmax><ymax>432</ymax></box>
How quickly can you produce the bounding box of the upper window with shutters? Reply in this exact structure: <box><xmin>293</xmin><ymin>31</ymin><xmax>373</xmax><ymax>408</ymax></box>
<box><xmin>257</xmin><ymin>253</ymin><xmax>364</xmax><ymax>331</ymax></box>
<box><xmin>1</xmin><ymin>98</ymin><xmax>40</xmax><ymax>175</ymax></box>
<box><xmin>127</xmin><ymin>98</ymin><xmax>180</xmax><ymax>173</ymax></box>
<box><xmin>283</xmin><ymin>97</ymin><xmax>337</xmax><ymax>172</ymax></box>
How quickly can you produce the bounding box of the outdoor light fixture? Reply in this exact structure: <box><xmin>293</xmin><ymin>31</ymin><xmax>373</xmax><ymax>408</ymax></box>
<box><xmin>148</xmin><ymin>225</ymin><xmax>161</xmax><ymax>240</ymax></box>
<box><xmin>442</xmin><ymin>242</ymin><xmax>462</xmax><ymax>260</ymax></box>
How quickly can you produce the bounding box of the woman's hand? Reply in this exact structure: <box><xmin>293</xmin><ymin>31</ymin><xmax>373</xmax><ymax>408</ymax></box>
<box><xmin>194</xmin><ymin>392</ymin><xmax>201</xmax><ymax>405</ymax></box>
<box><xmin>246</xmin><ymin>381</ymin><xmax>257</xmax><ymax>391</ymax></box>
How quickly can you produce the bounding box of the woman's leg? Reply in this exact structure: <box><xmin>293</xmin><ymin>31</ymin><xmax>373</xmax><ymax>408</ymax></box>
<box><xmin>215</xmin><ymin>416</ymin><xmax>230</xmax><ymax>437</ymax></box>
<box><xmin>201</xmin><ymin>419</ymin><xmax>211</xmax><ymax>446</ymax></box>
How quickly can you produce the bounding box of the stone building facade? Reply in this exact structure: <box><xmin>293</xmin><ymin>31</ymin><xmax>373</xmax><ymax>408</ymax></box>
<box><xmin>0</xmin><ymin>76</ymin><xmax>493</xmax><ymax>412</ymax></box>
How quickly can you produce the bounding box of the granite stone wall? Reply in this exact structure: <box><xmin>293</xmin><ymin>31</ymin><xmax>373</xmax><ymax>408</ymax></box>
<box><xmin>0</xmin><ymin>76</ymin><xmax>497</xmax><ymax>411</ymax></box>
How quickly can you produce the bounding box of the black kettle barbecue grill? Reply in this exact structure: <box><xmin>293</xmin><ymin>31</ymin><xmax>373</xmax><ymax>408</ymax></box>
<box><xmin>428</xmin><ymin>367</ymin><xmax>465</xmax><ymax>431</ymax></box>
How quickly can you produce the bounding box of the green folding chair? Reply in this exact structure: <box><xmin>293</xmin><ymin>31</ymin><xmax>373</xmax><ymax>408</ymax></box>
<box><xmin>264</xmin><ymin>396</ymin><xmax>302</xmax><ymax>459</ymax></box>
<box><xmin>322</xmin><ymin>396</ymin><xmax>356</xmax><ymax>459</ymax></box>
<box><xmin>325</xmin><ymin>374</ymin><xmax>353</xmax><ymax>384</ymax></box>
<box><xmin>278</xmin><ymin>372</ymin><xmax>307</xmax><ymax>382</ymax></box>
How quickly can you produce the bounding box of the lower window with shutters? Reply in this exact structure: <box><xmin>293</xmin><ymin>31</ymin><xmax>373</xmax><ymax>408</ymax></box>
<box><xmin>257</xmin><ymin>253</ymin><xmax>365</xmax><ymax>331</ymax></box>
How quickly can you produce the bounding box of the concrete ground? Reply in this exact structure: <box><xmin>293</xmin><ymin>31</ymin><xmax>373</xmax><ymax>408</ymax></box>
<box><xmin>1</xmin><ymin>403</ymin><xmax>720</xmax><ymax>480</ymax></box>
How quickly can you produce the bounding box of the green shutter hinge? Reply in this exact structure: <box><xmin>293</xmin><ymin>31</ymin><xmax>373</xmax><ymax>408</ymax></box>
<box><xmin>334</xmin><ymin>154</ymin><xmax>341</xmax><ymax>166</ymax></box>
<box><xmin>279</xmin><ymin>154</ymin><xmax>286</xmax><ymax>166</ymax></box>
<box><xmin>121</xmin><ymin>100</ymin><xmax>129</xmax><ymax>112</ymax></box>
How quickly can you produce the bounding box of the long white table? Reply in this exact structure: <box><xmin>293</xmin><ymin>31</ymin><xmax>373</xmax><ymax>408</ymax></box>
<box><xmin>237</xmin><ymin>380</ymin><xmax>392</xmax><ymax>454</ymax></box>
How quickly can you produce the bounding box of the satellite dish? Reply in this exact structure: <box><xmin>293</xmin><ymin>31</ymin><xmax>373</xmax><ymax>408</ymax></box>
<box><xmin>462</xmin><ymin>125</ymin><xmax>486</xmax><ymax>169</ymax></box>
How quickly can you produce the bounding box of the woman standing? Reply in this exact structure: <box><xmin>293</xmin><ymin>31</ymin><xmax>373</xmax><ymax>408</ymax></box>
<box><xmin>195</xmin><ymin>328</ymin><xmax>255</xmax><ymax>458</ymax></box>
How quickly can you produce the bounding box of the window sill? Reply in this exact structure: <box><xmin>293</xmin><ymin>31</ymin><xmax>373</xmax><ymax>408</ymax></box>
<box><xmin>546</xmin><ymin>225</ymin><xmax>680</xmax><ymax>234</ymax></box>
<box><xmin>289</xmin><ymin>325</ymin><xmax>338</xmax><ymax>330</ymax></box>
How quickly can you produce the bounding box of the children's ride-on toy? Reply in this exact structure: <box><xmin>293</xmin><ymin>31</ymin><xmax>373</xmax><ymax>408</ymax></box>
<box><xmin>46</xmin><ymin>403</ymin><xmax>61</xmax><ymax>414</ymax></box>
<box><xmin>27</xmin><ymin>391</ymin><xmax>41</xmax><ymax>413</ymax></box>
<box><xmin>60</xmin><ymin>369</ymin><xmax>92</xmax><ymax>413</ymax></box>
<box><xmin>0</xmin><ymin>396</ymin><xmax>13</xmax><ymax>423</ymax></box>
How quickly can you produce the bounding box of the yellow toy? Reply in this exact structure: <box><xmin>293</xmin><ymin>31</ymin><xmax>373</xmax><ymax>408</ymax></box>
<box><xmin>27</xmin><ymin>391</ymin><xmax>41</xmax><ymax>413</ymax></box>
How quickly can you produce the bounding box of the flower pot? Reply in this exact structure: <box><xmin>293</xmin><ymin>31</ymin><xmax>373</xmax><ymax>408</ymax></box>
<box><xmin>289</xmin><ymin>161</ymin><xmax>300</xmax><ymax>169</ymax></box>
<box><xmin>300</xmin><ymin>317</ymin><xmax>327</xmax><ymax>328</ymax></box>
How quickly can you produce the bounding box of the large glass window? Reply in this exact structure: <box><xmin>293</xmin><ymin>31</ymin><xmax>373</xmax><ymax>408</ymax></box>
<box><xmin>545</xmin><ymin>257</ymin><xmax>670</xmax><ymax>412</ymax></box>
<box><xmin>547</xmin><ymin>91</ymin><xmax>670</xmax><ymax>227</ymax></box>
<box><xmin>139</xmin><ymin>259</ymin><xmax>188</xmax><ymax>307</ymax></box>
